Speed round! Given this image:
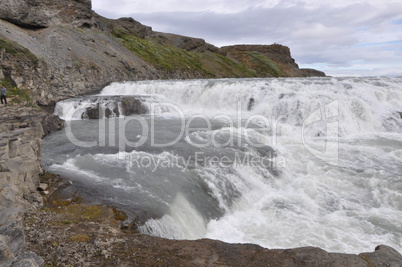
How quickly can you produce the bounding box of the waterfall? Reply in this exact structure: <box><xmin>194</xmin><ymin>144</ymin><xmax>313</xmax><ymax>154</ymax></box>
<box><xmin>46</xmin><ymin>77</ymin><xmax>402</xmax><ymax>254</ymax></box>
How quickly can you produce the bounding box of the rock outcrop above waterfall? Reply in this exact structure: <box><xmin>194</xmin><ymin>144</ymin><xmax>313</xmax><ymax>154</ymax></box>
<box><xmin>219</xmin><ymin>44</ymin><xmax>326</xmax><ymax>77</ymax></box>
<box><xmin>0</xmin><ymin>0</ymin><xmax>325</xmax><ymax>107</ymax></box>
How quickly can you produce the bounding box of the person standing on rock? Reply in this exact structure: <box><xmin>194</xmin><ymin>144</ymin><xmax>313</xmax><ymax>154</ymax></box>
<box><xmin>1</xmin><ymin>84</ymin><xmax>7</xmax><ymax>104</ymax></box>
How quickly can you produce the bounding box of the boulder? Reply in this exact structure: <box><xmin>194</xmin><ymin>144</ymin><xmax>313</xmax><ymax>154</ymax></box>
<box><xmin>82</xmin><ymin>103</ymin><xmax>101</xmax><ymax>120</ymax></box>
<box><xmin>121</xmin><ymin>97</ymin><xmax>148</xmax><ymax>116</ymax></box>
<box><xmin>0</xmin><ymin>0</ymin><xmax>50</xmax><ymax>28</ymax></box>
<box><xmin>77</xmin><ymin>96</ymin><xmax>149</xmax><ymax>119</ymax></box>
<box><xmin>0</xmin><ymin>0</ymin><xmax>94</xmax><ymax>28</ymax></box>
<box><xmin>359</xmin><ymin>245</ymin><xmax>402</xmax><ymax>266</ymax></box>
<box><xmin>37</xmin><ymin>183</ymin><xmax>48</xmax><ymax>191</ymax></box>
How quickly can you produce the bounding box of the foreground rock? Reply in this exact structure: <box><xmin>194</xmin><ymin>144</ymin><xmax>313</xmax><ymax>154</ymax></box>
<box><xmin>24</xmin><ymin>191</ymin><xmax>402</xmax><ymax>266</ymax></box>
<box><xmin>0</xmin><ymin>104</ymin><xmax>64</xmax><ymax>266</ymax></box>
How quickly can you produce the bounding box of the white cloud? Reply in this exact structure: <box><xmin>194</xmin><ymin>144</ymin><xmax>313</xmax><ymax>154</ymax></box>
<box><xmin>93</xmin><ymin>0</ymin><xmax>283</xmax><ymax>14</ymax></box>
<box><xmin>92</xmin><ymin>0</ymin><xmax>402</xmax><ymax>76</ymax></box>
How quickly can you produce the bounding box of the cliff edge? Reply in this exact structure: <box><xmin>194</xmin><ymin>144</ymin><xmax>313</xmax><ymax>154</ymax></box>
<box><xmin>0</xmin><ymin>105</ymin><xmax>64</xmax><ymax>266</ymax></box>
<box><xmin>219</xmin><ymin>44</ymin><xmax>325</xmax><ymax>77</ymax></box>
<box><xmin>0</xmin><ymin>0</ymin><xmax>324</xmax><ymax>107</ymax></box>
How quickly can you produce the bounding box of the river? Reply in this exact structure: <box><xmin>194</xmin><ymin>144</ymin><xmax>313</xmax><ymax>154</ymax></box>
<box><xmin>42</xmin><ymin>77</ymin><xmax>402</xmax><ymax>254</ymax></box>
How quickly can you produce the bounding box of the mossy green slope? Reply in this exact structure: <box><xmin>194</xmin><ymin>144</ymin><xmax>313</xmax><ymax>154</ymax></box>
<box><xmin>241</xmin><ymin>51</ymin><xmax>285</xmax><ymax>77</ymax></box>
<box><xmin>0</xmin><ymin>37</ymin><xmax>39</xmax><ymax>64</ymax></box>
<box><xmin>0</xmin><ymin>37</ymin><xmax>37</xmax><ymax>104</ymax></box>
<box><xmin>111</xmin><ymin>29</ymin><xmax>282</xmax><ymax>78</ymax></box>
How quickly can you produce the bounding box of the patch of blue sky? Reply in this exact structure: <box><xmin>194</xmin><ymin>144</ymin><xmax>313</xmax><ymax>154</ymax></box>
<box><xmin>354</xmin><ymin>40</ymin><xmax>402</xmax><ymax>48</ymax></box>
<box><xmin>298</xmin><ymin>63</ymin><xmax>328</xmax><ymax>70</ymax></box>
<box><xmin>392</xmin><ymin>19</ymin><xmax>402</xmax><ymax>24</ymax></box>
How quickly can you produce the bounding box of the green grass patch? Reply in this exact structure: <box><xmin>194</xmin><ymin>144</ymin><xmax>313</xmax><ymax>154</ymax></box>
<box><xmin>111</xmin><ymin>28</ymin><xmax>288</xmax><ymax>78</ymax></box>
<box><xmin>0</xmin><ymin>37</ymin><xmax>39</xmax><ymax>64</ymax></box>
<box><xmin>112</xmin><ymin>207</ymin><xmax>128</xmax><ymax>221</ymax></box>
<box><xmin>51</xmin><ymin>204</ymin><xmax>110</xmax><ymax>223</ymax></box>
<box><xmin>1</xmin><ymin>78</ymin><xmax>33</xmax><ymax>105</ymax></box>
<box><xmin>245</xmin><ymin>51</ymin><xmax>284</xmax><ymax>77</ymax></box>
<box><xmin>8</xmin><ymin>87</ymin><xmax>31</xmax><ymax>104</ymax></box>
<box><xmin>0</xmin><ymin>38</ymin><xmax>38</xmax><ymax>106</ymax></box>
<box><xmin>213</xmin><ymin>53</ymin><xmax>256</xmax><ymax>77</ymax></box>
<box><xmin>112</xmin><ymin>29</ymin><xmax>213</xmax><ymax>75</ymax></box>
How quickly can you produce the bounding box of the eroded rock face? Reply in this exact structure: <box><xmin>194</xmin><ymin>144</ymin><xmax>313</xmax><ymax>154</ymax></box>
<box><xmin>0</xmin><ymin>0</ymin><xmax>93</xmax><ymax>28</ymax></box>
<box><xmin>359</xmin><ymin>245</ymin><xmax>402</xmax><ymax>267</ymax></box>
<box><xmin>0</xmin><ymin>0</ymin><xmax>49</xmax><ymax>28</ymax></box>
<box><xmin>0</xmin><ymin>105</ymin><xmax>64</xmax><ymax>266</ymax></box>
<box><xmin>220</xmin><ymin>44</ymin><xmax>299</xmax><ymax>67</ymax></box>
<box><xmin>219</xmin><ymin>44</ymin><xmax>326</xmax><ymax>77</ymax></box>
<box><xmin>0</xmin><ymin>108</ymin><xmax>64</xmax><ymax>209</ymax></box>
<box><xmin>300</xmin><ymin>68</ymin><xmax>327</xmax><ymax>77</ymax></box>
<box><xmin>154</xmin><ymin>32</ymin><xmax>219</xmax><ymax>53</ymax></box>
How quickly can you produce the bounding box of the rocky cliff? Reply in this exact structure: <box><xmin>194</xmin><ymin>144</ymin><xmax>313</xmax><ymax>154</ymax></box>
<box><xmin>219</xmin><ymin>44</ymin><xmax>326</xmax><ymax>77</ymax></box>
<box><xmin>0</xmin><ymin>0</ymin><xmax>324</xmax><ymax>108</ymax></box>
<box><xmin>0</xmin><ymin>105</ymin><xmax>64</xmax><ymax>266</ymax></box>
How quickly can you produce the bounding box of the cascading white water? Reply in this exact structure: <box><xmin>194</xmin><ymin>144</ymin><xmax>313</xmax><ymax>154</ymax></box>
<box><xmin>45</xmin><ymin>77</ymin><xmax>402</xmax><ymax>254</ymax></box>
<box><xmin>54</xmin><ymin>94</ymin><xmax>172</xmax><ymax>120</ymax></box>
<box><xmin>99</xmin><ymin>77</ymin><xmax>402</xmax><ymax>135</ymax></box>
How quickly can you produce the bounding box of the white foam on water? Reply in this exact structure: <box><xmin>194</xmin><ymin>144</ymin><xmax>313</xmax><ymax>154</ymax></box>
<box><xmin>48</xmin><ymin>77</ymin><xmax>402</xmax><ymax>254</ymax></box>
<box><xmin>205</xmin><ymin>132</ymin><xmax>402</xmax><ymax>253</ymax></box>
<box><xmin>98</xmin><ymin>77</ymin><xmax>402</xmax><ymax>135</ymax></box>
<box><xmin>138</xmin><ymin>193</ymin><xmax>207</xmax><ymax>240</ymax></box>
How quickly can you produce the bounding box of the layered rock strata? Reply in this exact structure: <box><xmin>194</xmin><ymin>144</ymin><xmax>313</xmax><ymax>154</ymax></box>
<box><xmin>0</xmin><ymin>105</ymin><xmax>64</xmax><ymax>266</ymax></box>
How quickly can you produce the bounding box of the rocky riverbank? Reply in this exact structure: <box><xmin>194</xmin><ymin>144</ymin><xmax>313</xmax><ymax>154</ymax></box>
<box><xmin>23</xmin><ymin>184</ymin><xmax>402</xmax><ymax>267</ymax></box>
<box><xmin>0</xmin><ymin>104</ymin><xmax>64</xmax><ymax>266</ymax></box>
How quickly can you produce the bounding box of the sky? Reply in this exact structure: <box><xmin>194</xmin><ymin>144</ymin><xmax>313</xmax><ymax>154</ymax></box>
<box><xmin>92</xmin><ymin>0</ymin><xmax>402</xmax><ymax>76</ymax></box>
